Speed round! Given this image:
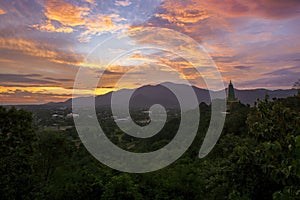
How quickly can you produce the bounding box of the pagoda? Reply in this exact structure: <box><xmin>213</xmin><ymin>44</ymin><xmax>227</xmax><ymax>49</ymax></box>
<box><xmin>227</xmin><ymin>80</ymin><xmax>238</xmax><ymax>111</ymax></box>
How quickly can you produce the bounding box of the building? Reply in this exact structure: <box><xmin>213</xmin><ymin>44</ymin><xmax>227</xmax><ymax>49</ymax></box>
<box><xmin>227</xmin><ymin>80</ymin><xmax>238</xmax><ymax>111</ymax></box>
<box><xmin>66</xmin><ymin>113</ymin><xmax>80</xmax><ymax>118</ymax></box>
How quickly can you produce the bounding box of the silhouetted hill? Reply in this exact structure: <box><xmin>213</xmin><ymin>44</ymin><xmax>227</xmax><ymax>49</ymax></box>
<box><xmin>234</xmin><ymin>88</ymin><xmax>297</xmax><ymax>105</ymax></box>
<box><xmin>15</xmin><ymin>83</ymin><xmax>298</xmax><ymax>110</ymax></box>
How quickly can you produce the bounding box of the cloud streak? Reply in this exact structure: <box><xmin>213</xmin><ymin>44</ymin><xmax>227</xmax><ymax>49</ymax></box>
<box><xmin>0</xmin><ymin>37</ymin><xmax>83</xmax><ymax>65</ymax></box>
<box><xmin>115</xmin><ymin>0</ymin><xmax>132</xmax><ymax>7</ymax></box>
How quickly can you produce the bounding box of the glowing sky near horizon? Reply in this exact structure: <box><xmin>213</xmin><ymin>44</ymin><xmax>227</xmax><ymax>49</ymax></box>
<box><xmin>0</xmin><ymin>0</ymin><xmax>299</xmax><ymax>104</ymax></box>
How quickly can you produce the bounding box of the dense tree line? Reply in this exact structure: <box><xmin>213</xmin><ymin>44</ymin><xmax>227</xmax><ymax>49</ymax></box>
<box><xmin>0</xmin><ymin>96</ymin><xmax>299</xmax><ymax>199</ymax></box>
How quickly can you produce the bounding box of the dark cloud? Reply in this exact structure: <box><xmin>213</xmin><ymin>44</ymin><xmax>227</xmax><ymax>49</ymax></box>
<box><xmin>0</xmin><ymin>89</ymin><xmax>68</xmax><ymax>97</ymax></box>
<box><xmin>263</xmin><ymin>66</ymin><xmax>300</xmax><ymax>76</ymax></box>
<box><xmin>44</xmin><ymin>77</ymin><xmax>73</xmax><ymax>82</ymax></box>
<box><xmin>0</xmin><ymin>73</ymin><xmax>74</xmax><ymax>87</ymax></box>
<box><xmin>0</xmin><ymin>73</ymin><xmax>55</xmax><ymax>85</ymax></box>
<box><xmin>0</xmin><ymin>89</ymin><xmax>72</xmax><ymax>104</ymax></box>
<box><xmin>99</xmin><ymin>86</ymin><xmax>115</xmax><ymax>89</ymax></box>
<box><xmin>234</xmin><ymin>66</ymin><xmax>252</xmax><ymax>70</ymax></box>
<box><xmin>101</xmin><ymin>69</ymin><xmax>124</xmax><ymax>75</ymax></box>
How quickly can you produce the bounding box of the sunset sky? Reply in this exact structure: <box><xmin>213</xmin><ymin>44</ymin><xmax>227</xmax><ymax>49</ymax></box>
<box><xmin>0</xmin><ymin>0</ymin><xmax>299</xmax><ymax>104</ymax></box>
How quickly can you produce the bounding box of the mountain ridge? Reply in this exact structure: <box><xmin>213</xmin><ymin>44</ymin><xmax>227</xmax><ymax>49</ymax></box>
<box><xmin>41</xmin><ymin>82</ymin><xmax>297</xmax><ymax>109</ymax></box>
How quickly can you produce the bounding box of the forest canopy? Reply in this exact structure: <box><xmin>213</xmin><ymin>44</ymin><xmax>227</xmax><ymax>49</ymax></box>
<box><xmin>0</xmin><ymin>96</ymin><xmax>299</xmax><ymax>200</ymax></box>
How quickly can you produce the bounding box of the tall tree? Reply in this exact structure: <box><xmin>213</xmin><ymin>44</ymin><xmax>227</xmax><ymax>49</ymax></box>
<box><xmin>293</xmin><ymin>79</ymin><xmax>300</xmax><ymax>97</ymax></box>
<box><xmin>228</xmin><ymin>98</ymin><xmax>300</xmax><ymax>199</ymax></box>
<box><xmin>0</xmin><ymin>107</ymin><xmax>36</xmax><ymax>199</ymax></box>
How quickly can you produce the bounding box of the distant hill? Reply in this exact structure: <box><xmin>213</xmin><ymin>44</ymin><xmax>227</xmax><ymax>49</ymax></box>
<box><xmin>15</xmin><ymin>82</ymin><xmax>297</xmax><ymax>110</ymax></box>
<box><xmin>234</xmin><ymin>88</ymin><xmax>297</xmax><ymax>105</ymax></box>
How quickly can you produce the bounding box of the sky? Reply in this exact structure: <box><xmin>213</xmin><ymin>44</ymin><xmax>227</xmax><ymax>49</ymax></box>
<box><xmin>0</xmin><ymin>0</ymin><xmax>299</xmax><ymax>104</ymax></box>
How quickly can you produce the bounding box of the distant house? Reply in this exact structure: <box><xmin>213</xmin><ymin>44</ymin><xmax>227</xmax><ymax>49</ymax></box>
<box><xmin>114</xmin><ymin>116</ymin><xmax>130</xmax><ymax>122</ymax></box>
<box><xmin>52</xmin><ymin>114</ymin><xmax>59</xmax><ymax>118</ymax></box>
<box><xmin>51</xmin><ymin>114</ymin><xmax>64</xmax><ymax>118</ymax></box>
<box><xmin>66</xmin><ymin>113</ymin><xmax>80</xmax><ymax>118</ymax></box>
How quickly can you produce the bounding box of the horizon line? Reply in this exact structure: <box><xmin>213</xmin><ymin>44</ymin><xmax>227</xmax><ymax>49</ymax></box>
<box><xmin>1</xmin><ymin>82</ymin><xmax>297</xmax><ymax>106</ymax></box>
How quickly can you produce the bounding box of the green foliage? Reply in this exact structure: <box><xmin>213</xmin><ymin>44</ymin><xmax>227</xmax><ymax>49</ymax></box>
<box><xmin>35</xmin><ymin>131</ymin><xmax>73</xmax><ymax>182</ymax></box>
<box><xmin>227</xmin><ymin>98</ymin><xmax>300</xmax><ymax>199</ymax></box>
<box><xmin>0</xmin><ymin>107</ymin><xmax>36</xmax><ymax>199</ymax></box>
<box><xmin>223</xmin><ymin>102</ymin><xmax>250</xmax><ymax>135</ymax></box>
<box><xmin>102</xmin><ymin>174</ymin><xmax>142</xmax><ymax>200</ymax></box>
<box><xmin>0</xmin><ymin>96</ymin><xmax>299</xmax><ymax>199</ymax></box>
<box><xmin>293</xmin><ymin>79</ymin><xmax>300</xmax><ymax>97</ymax></box>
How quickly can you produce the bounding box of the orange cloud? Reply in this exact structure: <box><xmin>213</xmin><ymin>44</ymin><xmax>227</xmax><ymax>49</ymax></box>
<box><xmin>0</xmin><ymin>86</ymin><xmax>72</xmax><ymax>104</ymax></box>
<box><xmin>128</xmin><ymin>53</ymin><xmax>146</xmax><ymax>59</ymax></box>
<box><xmin>0</xmin><ymin>7</ymin><xmax>6</xmax><ymax>15</ymax></box>
<box><xmin>0</xmin><ymin>83</ymin><xmax>115</xmax><ymax>104</ymax></box>
<box><xmin>44</xmin><ymin>0</ymin><xmax>89</xmax><ymax>27</ymax></box>
<box><xmin>85</xmin><ymin>0</ymin><xmax>95</xmax><ymax>5</ymax></box>
<box><xmin>0</xmin><ymin>37</ymin><xmax>82</xmax><ymax>66</ymax></box>
<box><xmin>31</xmin><ymin>20</ymin><xmax>73</xmax><ymax>33</ymax></box>
<box><xmin>33</xmin><ymin>0</ymin><xmax>124</xmax><ymax>42</ymax></box>
<box><xmin>155</xmin><ymin>56</ymin><xmax>204</xmax><ymax>82</ymax></box>
<box><xmin>80</xmin><ymin>14</ymin><xmax>117</xmax><ymax>39</ymax></box>
<box><xmin>81</xmin><ymin>13</ymin><xmax>129</xmax><ymax>42</ymax></box>
<box><xmin>157</xmin><ymin>0</ymin><xmax>209</xmax><ymax>24</ymax></box>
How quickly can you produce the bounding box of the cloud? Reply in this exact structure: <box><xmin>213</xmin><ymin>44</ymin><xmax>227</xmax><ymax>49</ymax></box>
<box><xmin>115</xmin><ymin>0</ymin><xmax>132</xmax><ymax>7</ymax></box>
<box><xmin>263</xmin><ymin>66</ymin><xmax>300</xmax><ymax>76</ymax></box>
<box><xmin>238</xmin><ymin>74</ymin><xmax>300</xmax><ymax>89</ymax></box>
<box><xmin>44</xmin><ymin>77</ymin><xmax>73</xmax><ymax>82</ymax></box>
<box><xmin>0</xmin><ymin>37</ymin><xmax>83</xmax><ymax>65</ymax></box>
<box><xmin>0</xmin><ymin>7</ymin><xmax>6</xmax><ymax>15</ymax></box>
<box><xmin>32</xmin><ymin>0</ymin><xmax>127</xmax><ymax>42</ymax></box>
<box><xmin>44</xmin><ymin>0</ymin><xmax>90</xmax><ymax>27</ymax></box>
<box><xmin>30</xmin><ymin>20</ymin><xmax>73</xmax><ymax>33</ymax></box>
<box><xmin>97</xmin><ymin>66</ymin><xmax>146</xmax><ymax>89</ymax></box>
<box><xmin>234</xmin><ymin>66</ymin><xmax>252</xmax><ymax>70</ymax></box>
<box><xmin>0</xmin><ymin>73</ymin><xmax>74</xmax><ymax>87</ymax></box>
<box><xmin>238</xmin><ymin>65</ymin><xmax>300</xmax><ymax>89</ymax></box>
<box><xmin>79</xmin><ymin>14</ymin><xmax>123</xmax><ymax>42</ymax></box>
<box><xmin>0</xmin><ymin>88</ymin><xmax>72</xmax><ymax>104</ymax></box>
<box><xmin>146</xmin><ymin>0</ymin><xmax>300</xmax><ymax>44</ymax></box>
<box><xmin>85</xmin><ymin>0</ymin><xmax>95</xmax><ymax>5</ymax></box>
<box><xmin>141</xmin><ymin>0</ymin><xmax>300</xmax><ymax>88</ymax></box>
<box><xmin>128</xmin><ymin>53</ymin><xmax>146</xmax><ymax>60</ymax></box>
<box><xmin>155</xmin><ymin>0</ymin><xmax>209</xmax><ymax>25</ymax></box>
<box><xmin>0</xmin><ymin>45</ymin><xmax>80</xmax><ymax>90</ymax></box>
<box><xmin>201</xmin><ymin>0</ymin><xmax>300</xmax><ymax>19</ymax></box>
<box><xmin>0</xmin><ymin>0</ymin><xmax>299</xmax><ymax>105</ymax></box>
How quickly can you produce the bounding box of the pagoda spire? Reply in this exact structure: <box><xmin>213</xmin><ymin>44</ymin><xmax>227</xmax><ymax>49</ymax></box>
<box><xmin>227</xmin><ymin>80</ymin><xmax>236</xmax><ymax>101</ymax></box>
<box><xmin>227</xmin><ymin>80</ymin><xmax>238</xmax><ymax>112</ymax></box>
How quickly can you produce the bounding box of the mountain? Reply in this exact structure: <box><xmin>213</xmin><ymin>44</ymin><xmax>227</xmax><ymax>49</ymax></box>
<box><xmin>234</xmin><ymin>88</ymin><xmax>298</xmax><ymax>105</ymax></box>
<box><xmin>41</xmin><ymin>82</ymin><xmax>297</xmax><ymax>110</ymax></box>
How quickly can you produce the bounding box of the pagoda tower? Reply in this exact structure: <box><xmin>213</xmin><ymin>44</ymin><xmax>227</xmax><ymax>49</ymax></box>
<box><xmin>227</xmin><ymin>80</ymin><xmax>238</xmax><ymax>111</ymax></box>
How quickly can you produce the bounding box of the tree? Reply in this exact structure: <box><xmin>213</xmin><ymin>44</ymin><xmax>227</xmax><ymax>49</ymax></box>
<box><xmin>0</xmin><ymin>107</ymin><xmax>36</xmax><ymax>199</ymax></box>
<box><xmin>35</xmin><ymin>131</ymin><xmax>72</xmax><ymax>183</ymax></box>
<box><xmin>102</xmin><ymin>174</ymin><xmax>142</xmax><ymax>200</ymax></box>
<box><xmin>228</xmin><ymin>98</ymin><xmax>300</xmax><ymax>199</ymax></box>
<box><xmin>293</xmin><ymin>79</ymin><xmax>300</xmax><ymax>97</ymax></box>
